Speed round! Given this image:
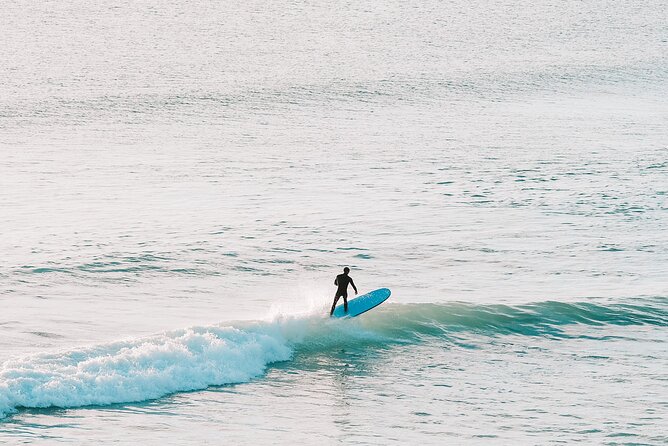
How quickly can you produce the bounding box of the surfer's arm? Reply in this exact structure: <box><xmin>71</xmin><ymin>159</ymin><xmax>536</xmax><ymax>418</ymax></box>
<box><xmin>334</xmin><ymin>277</ymin><xmax>338</xmax><ymax>286</ymax></box>
<box><xmin>350</xmin><ymin>279</ymin><xmax>358</xmax><ymax>294</ymax></box>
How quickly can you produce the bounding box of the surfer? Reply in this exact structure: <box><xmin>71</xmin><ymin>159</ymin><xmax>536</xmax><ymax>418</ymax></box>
<box><xmin>330</xmin><ymin>267</ymin><xmax>358</xmax><ymax>316</ymax></box>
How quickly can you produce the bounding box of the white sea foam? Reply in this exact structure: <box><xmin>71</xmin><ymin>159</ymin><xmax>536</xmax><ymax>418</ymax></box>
<box><xmin>0</xmin><ymin>308</ymin><xmax>385</xmax><ymax>419</ymax></box>
<box><xmin>4</xmin><ymin>299</ymin><xmax>664</xmax><ymax>419</ymax></box>
<box><xmin>0</xmin><ymin>325</ymin><xmax>292</xmax><ymax>419</ymax></box>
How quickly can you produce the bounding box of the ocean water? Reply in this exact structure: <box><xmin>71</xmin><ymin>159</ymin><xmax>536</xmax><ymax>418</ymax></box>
<box><xmin>1</xmin><ymin>0</ymin><xmax>667</xmax><ymax>444</ymax></box>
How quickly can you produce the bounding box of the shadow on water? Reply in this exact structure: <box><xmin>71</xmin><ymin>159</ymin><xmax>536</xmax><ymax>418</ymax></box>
<box><xmin>0</xmin><ymin>398</ymin><xmax>188</xmax><ymax>438</ymax></box>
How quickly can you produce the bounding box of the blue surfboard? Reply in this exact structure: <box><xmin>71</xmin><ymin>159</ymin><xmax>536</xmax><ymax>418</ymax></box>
<box><xmin>332</xmin><ymin>288</ymin><xmax>391</xmax><ymax>318</ymax></box>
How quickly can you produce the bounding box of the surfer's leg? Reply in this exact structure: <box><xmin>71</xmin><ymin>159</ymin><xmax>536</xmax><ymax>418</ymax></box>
<box><xmin>343</xmin><ymin>294</ymin><xmax>348</xmax><ymax>313</ymax></box>
<box><xmin>330</xmin><ymin>295</ymin><xmax>340</xmax><ymax>316</ymax></box>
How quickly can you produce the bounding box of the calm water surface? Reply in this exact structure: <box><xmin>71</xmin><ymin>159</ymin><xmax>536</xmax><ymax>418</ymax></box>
<box><xmin>1</xmin><ymin>0</ymin><xmax>667</xmax><ymax>444</ymax></box>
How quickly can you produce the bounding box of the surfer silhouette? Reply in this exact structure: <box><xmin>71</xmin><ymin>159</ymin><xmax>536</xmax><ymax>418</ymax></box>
<box><xmin>330</xmin><ymin>267</ymin><xmax>358</xmax><ymax>316</ymax></box>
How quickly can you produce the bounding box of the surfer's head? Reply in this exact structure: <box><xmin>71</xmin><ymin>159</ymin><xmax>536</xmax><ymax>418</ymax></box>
<box><xmin>343</xmin><ymin>267</ymin><xmax>350</xmax><ymax>274</ymax></box>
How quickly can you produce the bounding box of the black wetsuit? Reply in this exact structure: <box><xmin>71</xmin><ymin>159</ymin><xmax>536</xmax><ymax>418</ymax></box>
<box><xmin>330</xmin><ymin>273</ymin><xmax>357</xmax><ymax>315</ymax></box>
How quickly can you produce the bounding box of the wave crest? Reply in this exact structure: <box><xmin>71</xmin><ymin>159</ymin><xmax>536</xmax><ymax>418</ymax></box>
<box><xmin>358</xmin><ymin>299</ymin><xmax>668</xmax><ymax>339</ymax></box>
<box><xmin>0</xmin><ymin>326</ymin><xmax>292</xmax><ymax>419</ymax></box>
<box><xmin>1</xmin><ymin>298</ymin><xmax>665</xmax><ymax>419</ymax></box>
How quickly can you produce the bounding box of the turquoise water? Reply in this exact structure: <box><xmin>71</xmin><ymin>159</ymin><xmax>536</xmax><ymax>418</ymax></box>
<box><xmin>1</xmin><ymin>301</ymin><xmax>666</xmax><ymax>443</ymax></box>
<box><xmin>1</xmin><ymin>0</ymin><xmax>667</xmax><ymax>443</ymax></box>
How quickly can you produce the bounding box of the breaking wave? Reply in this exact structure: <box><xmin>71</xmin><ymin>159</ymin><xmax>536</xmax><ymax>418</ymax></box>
<box><xmin>1</xmin><ymin>298</ymin><xmax>665</xmax><ymax>419</ymax></box>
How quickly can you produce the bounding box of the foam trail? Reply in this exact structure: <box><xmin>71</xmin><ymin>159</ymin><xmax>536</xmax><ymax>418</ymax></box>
<box><xmin>0</xmin><ymin>326</ymin><xmax>292</xmax><ymax>419</ymax></box>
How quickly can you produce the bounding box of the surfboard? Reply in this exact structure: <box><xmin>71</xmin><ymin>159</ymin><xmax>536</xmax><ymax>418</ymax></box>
<box><xmin>331</xmin><ymin>288</ymin><xmax>391</xmax><ymax>318</ymax></box>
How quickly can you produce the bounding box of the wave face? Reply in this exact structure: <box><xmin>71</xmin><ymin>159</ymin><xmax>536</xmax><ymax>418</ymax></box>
<box><xmin>358</xmin><ymin>299</ymin><xmax>668</xmax><ymax>340</ymax></box>
<box><xmin>1</xmin><ymin>299</ymin><xmax>666</xmax><ymax>419</ymax></box>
